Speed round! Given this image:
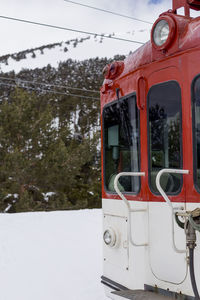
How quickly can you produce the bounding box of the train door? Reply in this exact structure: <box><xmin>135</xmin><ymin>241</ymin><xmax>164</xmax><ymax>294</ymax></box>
<box><xmin>146</xmin><ymin>67</ymin><xmax>187</xmax><ymax>284</ymax></box>
<box><xmin>102</xmin><ymin>93</ymin><xmax>141</xmax><ymax>274</ymax></box>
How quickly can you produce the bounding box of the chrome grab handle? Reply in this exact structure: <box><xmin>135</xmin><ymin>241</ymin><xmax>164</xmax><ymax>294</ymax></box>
<box><xmin>114</xmin><ymin>172</ymin><xmax>147</xmax><ymax>247</ymax></box>
<box><xmin>156</xmin><ymin>169</ymin><xmax>189</xmax><ymax>254</ymax></box>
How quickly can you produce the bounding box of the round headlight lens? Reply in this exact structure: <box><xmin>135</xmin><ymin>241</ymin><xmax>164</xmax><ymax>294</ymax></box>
<box><xmin>104</xmin><ymin>230</ymin><xmax>112</xmax><ymax>245</ymax></box>
<box><xmin>103</xmin><ymin>228</ymin><xmax>116</xmax><ymax>247</ymax></box>
<box><xmin>153</xmin><ymin>20</ymin><xmax>169</xmax><ymax>46</ymax></box>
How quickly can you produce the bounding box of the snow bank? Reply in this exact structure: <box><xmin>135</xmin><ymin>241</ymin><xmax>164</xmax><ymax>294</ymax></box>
<box><xmin>0</xmin><ymin>209</ymin><xmax>107</xmax><ymax>300</ymax></box>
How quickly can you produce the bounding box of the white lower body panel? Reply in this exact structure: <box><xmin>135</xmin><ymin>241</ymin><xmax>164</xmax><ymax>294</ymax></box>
<box><xmin>102</xmin><ymin>198</ymin><xmax>200</xmax><ymax>298</ymax></box>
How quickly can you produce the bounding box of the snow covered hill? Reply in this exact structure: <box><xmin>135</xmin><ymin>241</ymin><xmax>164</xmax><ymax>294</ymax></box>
<box><xmin>0</xmin><ymin>29</ymin><xmax>150</xmax><ymax>73</ymax></box>
<box><xmin>0</xmin><ymin>209</ymin><xmax>106</xmax><ymax>300</ymax></box>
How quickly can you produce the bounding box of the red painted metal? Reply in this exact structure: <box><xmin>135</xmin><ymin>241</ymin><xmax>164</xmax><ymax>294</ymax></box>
<box><xmin>137</xmin><ymin>76</ymin><xmax>147</xmax><ymax>110</ymax></box>
<box><xmin>172</xmin><ymin>0</ymin><xmax>200</xmax><ymax>15</ymax></box>
<box><xmin>103</xmin><ymin>61</ymin><xmax>124</xmax><ymax>80</ymax></box>
<box><xmin>173</xmin><ymin>0</ymin><xmax>190</xmax><ymax>16</ymax></box>
<box><xmin>188</xmin><ymin>0</ymin><xmax>200</xmax><ymax>10</ymax></box>
<box><xmin>100</xmin><ymin>4</ymin><xmax>200</xmax><ymax>204</ymax></box>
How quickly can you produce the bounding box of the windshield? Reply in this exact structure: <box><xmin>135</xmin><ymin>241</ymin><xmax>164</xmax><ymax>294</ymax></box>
<box><xmin>103</xmin><ymin>95</ymin><xmax>140</xmax><ymax>193</ymax></box>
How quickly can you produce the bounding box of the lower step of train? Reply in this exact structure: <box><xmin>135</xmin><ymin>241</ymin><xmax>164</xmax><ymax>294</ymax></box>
<box><xmin>101</xmin><ymin>276</ymin><xmax>195</xmax><ymax>300</ymax></box>
<box><xmin>112</xmin><ymin>290</ymin><xmax>174</xmax><ymax>300</ymax></box>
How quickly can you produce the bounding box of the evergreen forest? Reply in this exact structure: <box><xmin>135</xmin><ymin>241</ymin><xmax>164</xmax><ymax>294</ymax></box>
<box><xmin>0</xmin><ymin>49</ymin><xmax>125</xmax><ymax>213</ymax></box>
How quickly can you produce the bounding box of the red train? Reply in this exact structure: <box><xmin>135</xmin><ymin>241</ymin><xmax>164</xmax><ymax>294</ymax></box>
<box><xmin>100</xmin><ymin>0</ymin><xmax>200</xmax><ymax>299</ymax></box>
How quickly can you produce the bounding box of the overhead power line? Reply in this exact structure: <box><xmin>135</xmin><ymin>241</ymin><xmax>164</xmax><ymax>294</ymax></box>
<box><xmin>0</xmin><ymin>82</ymin><xmax>99</xmax><ymax>100</ymax></box>
<box><xmin>0</xmin><ymin>76</ymin><xmax>100</xmax><ymax>94</ymax></box>
<box><xmin>0</xmin><ymin>15</ymin><xmax>144</xmax><ymax>45</ymax></box>
<box><xmin>64</xmin><ymin>0</ymin><xmax>152</xmax><ymax>25</ymax></box>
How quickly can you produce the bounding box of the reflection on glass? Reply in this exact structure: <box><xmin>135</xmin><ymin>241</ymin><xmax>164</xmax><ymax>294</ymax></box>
<box><xmin>193</xmin><ymin>77</ymin><xmax>200</xmax><ymax>188</ymax></box>
<box><xmin>148</xmin><ymin>81</ymin><xmax>182</xmax><ymax>193</ymax></box>
<box><xmin>103</xmin><ymin>96</ymin><xmax>140</xmax><ymax>193</ymax></box>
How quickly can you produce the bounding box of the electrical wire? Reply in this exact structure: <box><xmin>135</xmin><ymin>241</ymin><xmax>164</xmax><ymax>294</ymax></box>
<box><xmin>0</xmin><ymin>15</ymin><xmax>145</xmax><ymax>45</ymax></box>
<box><xmin>64</xmin><ymin>0</ymin><xmax>153</xmax><ymax>25</ymax></box>
<box><xmin>0</xmin><ymin>82</ymin><xmax>100</xmax><ymax>100</ymax></box>
<box><xmin>0</xmin><ymin>76</ymin><xmax>100</xmax><ymax>94</ymax></box>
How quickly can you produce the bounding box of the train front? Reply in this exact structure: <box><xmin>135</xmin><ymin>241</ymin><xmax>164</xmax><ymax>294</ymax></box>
<box><xmin>100</xmin><ymin>1</ymin><xmax>200</xmax><ymax>299</ymax></box>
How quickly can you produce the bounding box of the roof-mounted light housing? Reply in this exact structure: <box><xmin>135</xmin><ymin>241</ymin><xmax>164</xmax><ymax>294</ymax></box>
<box><xmin>102</xmin><ymin>61</ymin><xmax>124</xmax><ymax>80</ymax></box>
<box><xmin>151</xmin><ymin>16</ymin><xmax>176</xmax><ymax>50</ymax></box>
<box><xmin>187</xmin><ymin>0</ymin><xmax>200</xmax><ymax>11</ymax></box>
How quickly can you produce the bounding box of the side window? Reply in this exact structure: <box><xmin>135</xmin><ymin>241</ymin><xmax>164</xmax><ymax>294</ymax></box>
<box><xmin>192</xmin><ymin>76</ymin><xmax>200</xmax><ymax>190</ymax></box>
<box><xmin>103</xmin><ymin>95</ymin><xmax>140</xmax><ymax>193</ymax></box>
<box><xmin>148</xmin><ymin>81</ymin><xmax>182</xmax><ymax>194</ymax></box>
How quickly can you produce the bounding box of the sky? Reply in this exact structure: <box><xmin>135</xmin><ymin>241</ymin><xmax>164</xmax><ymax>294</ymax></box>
<box><xmin>0</xmin><ymin>0</ymin><xmax>172</xmax><ymax>58</ymax></box>
<box><xmin>149</xmin><ymin>0</ymin><xmax>163</xmax><ymax>3</ymax></box>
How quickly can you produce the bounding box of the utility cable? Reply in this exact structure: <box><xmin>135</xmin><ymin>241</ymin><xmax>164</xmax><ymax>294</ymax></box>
<box><xmin>0</xmin><ymin>76</ymin><xmax>100</xmax><ymax>94</ymax></box>
<box><xmin>64</xmin><ymin>0</ymin><xmax>153</xmax><ymax>25</ymax></box>
<box><xmin>0</xmin><ymin>15</ymin><xmax>145</xmax><ymax>45</ymax></box>
<box><xmin>0</xmin><ymin>82</ymin><xmax>99</xmax><ymax>100</ymax></box>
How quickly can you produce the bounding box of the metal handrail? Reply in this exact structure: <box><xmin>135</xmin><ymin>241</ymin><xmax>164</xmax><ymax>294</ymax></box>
<box><xmin>114</xmin><ymin>172</ymin><xmax>147</xmax><ymax>247</ymax></box>
<box><xmin>156</xmin><ymin>168</ymin><xmax>189</xmax><ymax>254</ymax></box>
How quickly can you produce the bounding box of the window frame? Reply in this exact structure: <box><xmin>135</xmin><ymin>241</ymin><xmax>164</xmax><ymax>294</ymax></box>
<box><xmin>191</xmin><ymin>74</ymin><xmax>200</xmax><ymax>193</ymax></box>
<box><xmin>147</xmin><ymin>80</ymin><xmax>183</xmax><ymax>195</ymax></box>
<box><xmin>102</xmin><ymin>92</ymin><xmax>141</xmax><ymax>195</ymax></box>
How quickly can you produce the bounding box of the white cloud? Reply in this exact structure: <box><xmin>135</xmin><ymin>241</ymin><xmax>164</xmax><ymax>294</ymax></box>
<box><xmin>0</xmin><ymin>0</ymin><xmax>198</xmax><ymax>61</ymax></box>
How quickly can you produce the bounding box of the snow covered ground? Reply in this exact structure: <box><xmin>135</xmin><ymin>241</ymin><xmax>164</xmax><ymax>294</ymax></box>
<box><xmin>0</xmin><ymin>209</ymin><xmax>107</xmax><ymax>300</ymax></box>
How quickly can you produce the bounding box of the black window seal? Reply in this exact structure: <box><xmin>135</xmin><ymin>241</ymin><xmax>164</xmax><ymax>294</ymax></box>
<box><xmin>147</xmin><ymin>80</ymin><xmax>183</xmax><ymax>196</ymax></box>
<box><xmin>102</xmin><ymin>92</ymin><xmax>141</xmax><ymax>196</ymax></box>
<box><xmin>191</xmin><ymin>74</ymin><xmax>200</xmax><ymax>194</ymax></box>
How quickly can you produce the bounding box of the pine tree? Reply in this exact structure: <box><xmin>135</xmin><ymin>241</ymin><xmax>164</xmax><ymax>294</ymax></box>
<box><xmin>0</xmin><ymin>55</ymin><xmax>127</xmax><ymax>212</ymax></box>
<box><xmin>0</xmin><ymin>87</ymin><xmax>101</xmax><ymax>212</ymax></box>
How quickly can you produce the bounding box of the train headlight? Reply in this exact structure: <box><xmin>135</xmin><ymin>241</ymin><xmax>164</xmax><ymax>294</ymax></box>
<box><xmin>153</xmin><ymin>20</ymin><xmax>169</xmax><ymax>46</ymax></box>
<box><xmin>151</xmin><ymin>16</ymin><xmax>176</xmax><ymax>50</ymax></box>
<box><xmin>103</xmin><ymin>228</ymin><xmax>116</xmax><ymax>247</ymax></box>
